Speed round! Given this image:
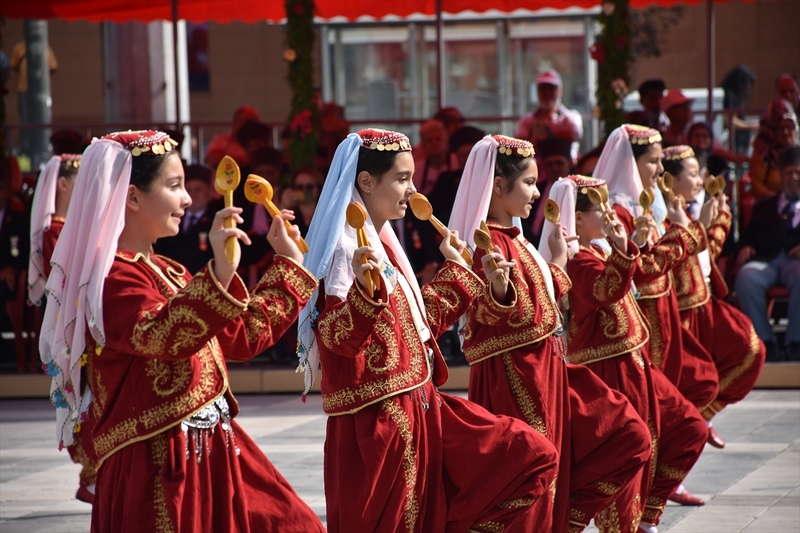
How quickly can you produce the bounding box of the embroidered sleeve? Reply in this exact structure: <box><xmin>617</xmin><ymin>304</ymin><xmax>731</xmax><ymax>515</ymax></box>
<box><xmin>634</xmin><ymin>224</ymin><xmax>693</xmax><ymax>283</ymax></box>
<box><xmin>577</xmin><ymin>241</ymin><xmax>639</xmax><ymax>307</ymax></box>
<box><xmin>470</xmin><ymin>238</ymin><xmax>535</xmax><ymax>327</ymax></box>
<box><xmin>316</xmin><ymin>276</ymin><xmax>390</xmax><ymax>358</ymax></box>
<box><xmin>706</xmin><ymin>210</ymin><xmax>731</xmax><ymax>261</ymax></box>
<box><xmin>422</xmin><ymin>259</ymin><xmax>485</xmax><ymax>336</ymax></box>
<box><xmin>682</xmin><ymin>220</ymin><xmax>707</xmax><ymax>256</ymax></box>
<box><xmin>548</xmin><ymin>263</ymin><xmax>572</xmax><ymax>301</ymax></box>
<box><xmin>104</xmin><ymin>261</ymin><xmax>248</xmax><ymax>360</ymax></box>
<box><xmin>221</xmin><ymin>255</ymin><xmax>318</xmax><ymax>361</ymax></box>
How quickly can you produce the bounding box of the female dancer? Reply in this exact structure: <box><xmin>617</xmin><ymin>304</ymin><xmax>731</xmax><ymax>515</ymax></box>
<box><xmin>545</xmin><ymin>174</ymin><xmax>706</xmax><ymax>533</ymax></box>
<box><xmin>298</xmin><ymin>129</ymin><xmax>558</xmax><ymax>533</ymax></box>
<box><xmin>449</xmin><ymin>135</ymin><xmax>651</xmax><ymax>533</ymax></box>
<box><xmin>40</xmin><ymin>130</ymin><xmax>325</xmax><ymax>533</ymax></box>
<box><xmin>28</xmin><ymin>153</ymin><xmax>99</xmax><ymax>504</ymax></box>
<box><xmin>663</xmin><ymin>145</ymin><xmax>765</xmax><ymax>438</ymax></box>
<box><xmin>589</xmin><ymin>123</ymin><xmax>712</xmax><ymax>523</ymax></box>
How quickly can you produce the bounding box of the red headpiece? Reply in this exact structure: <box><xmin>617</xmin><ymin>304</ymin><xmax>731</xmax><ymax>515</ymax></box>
<box><xmin>662</xmin><ymin>145</ymin><xmax>695</xmax><ymax>161</ymax></box>
<box><xmin>357</xmin><ymin>128</ymin><xmax>411</xmax><ymax>152</ymax></box>
<box><xmin>623</xmin><ymin>124</ymin><xmax>662</xmax><ymax>146</ymax></box>
<box><xmin>58</xmin><ymin>153</ymin><xmax>81</xmax><ymax>169</ymax></box>
<box><xmin>101</xmin><ymin>130</ymin><xmax>179</xmax><ymax>157</ymax></box>
<box><xmin>493</xmin><ymin>134</ymin><xmax>535</xmax><ymax>158</ymax></box>
<box><xmin>564</xmin><ymin>174</ymin><xmax>606</xmax><ymax>190</ymax></box>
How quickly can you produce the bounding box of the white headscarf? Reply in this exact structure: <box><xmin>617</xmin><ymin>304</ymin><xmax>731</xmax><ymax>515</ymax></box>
<box><xmin>28</xmin><ymin>156</ymin><xmax>62</xmax><ymax>305</ymax></box>
<box><xmin>40</xmin><ymin>139</ymin><xmax>132</xmax><ymax>448</ymax></box>
<box><xmin>539</xmin><ymin>177</ymin><xmax>580</xmax><ymax>262</ymax></box>
<box><xmin>297</xmin><ymin>132</ymin><xmax>425</xmax><ymax>395</ymax></box>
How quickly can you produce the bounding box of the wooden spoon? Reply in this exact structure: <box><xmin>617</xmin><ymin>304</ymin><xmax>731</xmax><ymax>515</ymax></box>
<box><xmin>704</xmin><ymin>174</ymin><xmax>725</xmax><ymax>197</ymax></box>
<box><xmin>639</xmin><ymin>188</ymin><xmax>654</xmax><ymax>215</ymax></box>
<box><xmin>543</xmin><ymin>198</ymin><xmax>560</xmax><ymax>224</ymax></box>
<box><xmin>658</xmin><ymin>172</ymin><xmax>676</xmax><ymax>203</ymax></box>
<box><xmin>345</xmin><ymin>201</ymin><xmax>380</xmax><ymax>297</ymax></box>
<box><xmin>473</xmin><ymin>221</ymin><xmax>506</xmax><ymax>284</ymax></box>
<box><xmin>215</xmin><ymin>156</ymin><xmax>241</xmax><ymax>263</ymax></box>
<box><xmin>586</xmin><ymin>187</ymin><xmax>613</xmax><ymax>223</ymax></box>
<box><xmin>244</xmin><ymin>175</ymin><xmax>310</xmax><ymax>253</ymax></box>
<box><xmin>408</xmin><ymin>193</ymin><xmax>473</xmax><ymax>265</ymax></box>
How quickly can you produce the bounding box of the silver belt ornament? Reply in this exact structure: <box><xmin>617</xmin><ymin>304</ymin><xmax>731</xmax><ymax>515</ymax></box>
<box><xmin>181</xmin><ymin>397</ymin><xmax>240</xmax><ymax>463</ymax></box>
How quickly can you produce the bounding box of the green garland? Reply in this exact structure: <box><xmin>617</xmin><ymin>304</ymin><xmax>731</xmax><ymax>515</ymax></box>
<box><xmin>284</xmin><ymin>0</ymin><xmax>318</xmax><ymax>172</ymax></box>
<box><xmin>590</xmin><ymin>0</ymin><xmax>632</xmax><ymax>138</ymax></box>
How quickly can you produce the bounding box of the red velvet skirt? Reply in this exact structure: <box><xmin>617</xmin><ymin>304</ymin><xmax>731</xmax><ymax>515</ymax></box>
<box><xmin>91</xmin><ymin>420</ymin><xmax>325</xmax><ymax>533</ymax></box>
<box><xmin>324</xmin><ymin>380</ymin><xmax>558</xmax><ymax>533</ymax></box>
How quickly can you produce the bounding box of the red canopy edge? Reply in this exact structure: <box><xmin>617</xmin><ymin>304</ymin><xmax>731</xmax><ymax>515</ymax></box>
<box><xmin>1</xmin><ymin>0</ymin><xmax>745</xmax><ymax>24</ymax></box>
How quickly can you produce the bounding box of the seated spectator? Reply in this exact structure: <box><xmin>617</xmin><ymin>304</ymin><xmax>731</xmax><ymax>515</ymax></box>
<box><xmin>204</xmin><ymin>105</ymin><xmax>259</xmax><ymax>167</ymax></box>
<box><xmin>515</xmin><ymin>69</ymin><xmax>583</xmax><ymax>161</ymax></box>
<box><xmin>316</xmin><ymin>103</ymin><xmax>350</xmax><ymax>175</ymax></box>
<box><xmin>0</xmin><ymin>165</ymin><xmax>30</xmax><ymax>357</ymax></box>
<box><xmin>236</xmin><ymin>120</ymin><xmax>272</xmax><ymax>153</ymax></box>
<box><xmin>625</xmin><ymin>78</ymin><xmax>669</xmax><ymax>132</ymax></box>
<box><xmin>526</xmin><ymin>137</ymin><xmax>574</xmax><ymax>247</ymax></box>
<box><xmin>734</xmin><ymin>144</ymin><xmax>800</xmax><ymax>361</ymax></box>
<box><xmin>153</xmin><ymin>165</ymin><xmax>222</xmax><ymax>274</ymax></box>
<box><xmin>412</xmin><ymin>119</ymin><xmax>458</xmax><ymax>196</ymax></box>
<box><xmin>279</xmin><ymin>166</ymin><xmax>324</xmax><ymax>237</ymax></box>
<box><xmin>662</xmin><ymin>89</ymin><xmax>694</xmax><ymax>145</ymax></box>
<box><xmin>750</xmin><ymin>100</ymin><xmax>798</xmax><ymax>200</ymax></box>
<box><xmin>776</xmin><ymin>74</ymin><xmax>800</xmax><ymax>115</ymax></box>
<box><xmin>721</xmin><ymin>65</ymin><xmax>758</xmax><ymax>155</ymax></box>
<box><xmin>433</xmin><ymin>106</ymin><xmax>465</xmax><ymax>137</ymax></box>
<box><xmin>688</xmin><ymin>122</ymin><xmax>731</xmax><ymax>177</ymax></box>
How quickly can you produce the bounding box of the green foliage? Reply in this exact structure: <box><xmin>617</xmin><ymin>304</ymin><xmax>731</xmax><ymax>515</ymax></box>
<box><xmin>284</xmin><ymin>0</ymin><xmax>318</xmax><ymax>172</ymax></box>
<box><xmin>591</xmin><ymin>0</ymin><xmax>632</xmax><ymax>138</ymax></box>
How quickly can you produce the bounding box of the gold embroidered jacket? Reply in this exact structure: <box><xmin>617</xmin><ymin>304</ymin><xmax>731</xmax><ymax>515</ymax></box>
<box><xmin>612</xmin><ymin>204</ymin><xmax>704</xmax><ymax>299</ymax></box>
<box><xmin>316</xmin><ymin>258</ymin><xmax>484</xmax><ymax>415</ymax></box>
<box><xmin>461</xmin><ymin>224</ymin><xmax>570</xmax><ymax>364</ymax></box>
<box><xmin>674</xmin><ymin>210</ymin><xmax>732</xmax><ymax>311</ymax></box>
<box><xmin>566</xmin><ymin>240</ymin><xmax>650</xmax><ymax>365</ymax></box>
<box><xmin>87</xmin><ymin>252</ymin><xmax>317</xmax><ymax>462</ymax></box>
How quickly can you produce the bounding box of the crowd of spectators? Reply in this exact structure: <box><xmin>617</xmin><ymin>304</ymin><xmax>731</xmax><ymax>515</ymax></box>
<box><xmin>2</xmin><ymin>69</ymin><xmax>799</xmax><ymax>367</ymax></box>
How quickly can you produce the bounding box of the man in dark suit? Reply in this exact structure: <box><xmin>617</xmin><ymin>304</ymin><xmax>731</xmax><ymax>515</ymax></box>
<box><xmin>154</xmin><ymin>165</ymin><xmax>222</xmax><ymax>274</ymax></box>
<box><xmin>735</xmin><ymin>144</ymin><xmax>800</xmax><ymax>360</ymax></box>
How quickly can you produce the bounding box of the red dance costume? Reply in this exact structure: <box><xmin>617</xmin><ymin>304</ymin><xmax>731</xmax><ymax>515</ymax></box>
<box><xmin>41</xmin><ymin>215</ymin><xmax>64</xmax><ymax>278</ymax></box>
<box><xmin>464</xmin><ymin>224</ymin><xmax>651</xmax><ymax>533</ymax></box>
<box><xmin>673</xmin><ymin>210</ymin><xmax>765</xmax><ymax>420</ymax></box>
<box><xmin>614</xmin><ymin>205</ymin><xmax>719</xmax><ymax>413</ymax></box>
<box><xmin>316</xmin><ymin>251</ymin><xmax>558</xmax><ymax>533</ymax></box>
<box><xmin>568</xmin><ymin>238</ymin><xmax>707</xmax><ymax>528</ymax></box>
<box><xmin>87</xmin><ymin>252</ymin><xmax>325</xmax><ymax>533</ymax></box>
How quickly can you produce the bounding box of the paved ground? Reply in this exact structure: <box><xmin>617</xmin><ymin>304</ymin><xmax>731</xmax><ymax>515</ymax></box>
<box><xmin>0</xmin><ymin>389</ymin><xmax>797</xmax><ymax>532</ymax></box>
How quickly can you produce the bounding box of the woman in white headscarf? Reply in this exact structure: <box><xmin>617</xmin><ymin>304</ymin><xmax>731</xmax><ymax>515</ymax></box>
<box><xmin>449</xmin><ymin>136</ymin><xmax>651</xmax><ymax>533</ymax></box>
<box><xmin>298</xmin><ymin>128</ymin><xmax>558</xmax><ymax>533</ymax></box>
<box><xmin>40</xmin><ymin>130</ymin><xmax>325</xmax><ymax>533</ymax></box>
<box><xmin>594</xmin><ymin>124</ymin><xmax>713</xmax><ymax>524</ymax></box>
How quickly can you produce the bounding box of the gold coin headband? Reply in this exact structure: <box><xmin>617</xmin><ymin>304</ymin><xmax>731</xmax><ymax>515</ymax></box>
<box><xmin>59</xmin><ymin>154</ymin><xmax>81</xmax><ymax>169</ymax></box>
<box><xmin>102</xmin><ymin>130</ymin><xmax>179</xmax><ymax>157</ymax></box>
<box><xmin>662</xmin><ymin>145</ymin><xmax>695</xmax><ymax>161</ymax></box>
<box><xmin>357</xmin><ymin>128</ymin><xmax>412</xmax><ymax>152</ymax></box>
<box><xmin>493</xmin><ymin>134</ymin><xmax>535</xmax><ymax>158</ymax></box>
<box><xmin>565</xmin><ymin>174</ymin><xmax>607</xmax><ymax>193</ymax></box>
<box><xmin>623</xmin><ymin>124</ymin><xmax>663</xmax><ymax>146</ymax></box>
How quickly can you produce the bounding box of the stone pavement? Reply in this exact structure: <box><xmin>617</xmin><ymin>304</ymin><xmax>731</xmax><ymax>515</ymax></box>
<box><xmin>0</xmin><ymin>389</ymin><xmax>797</xmax><ymax>533</ymax></box>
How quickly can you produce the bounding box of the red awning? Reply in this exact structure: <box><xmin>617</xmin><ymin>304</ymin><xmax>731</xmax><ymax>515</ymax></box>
<box><xmin>0</xmin><ymin>0</ymin><xmax>744</xmax><ymax>24</ymax></box>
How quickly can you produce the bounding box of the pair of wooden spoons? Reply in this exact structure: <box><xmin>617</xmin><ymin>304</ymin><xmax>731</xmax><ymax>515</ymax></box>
<box><xmin>243</xmin><ymin>175</ymin><xmax>310</xmax><ymax>253</ymax></box>
<box><xmin>658</xmin><ymin>172</ymin><xmax>678</xmax><ymax>204</ymax></box>
<box><xmin>408</xmin><ymin>193</ymin><xmax>473</xmax><ymax>265</ymax></box>
<box><xmin>345</xmin><ymin>202</ymin><xmax>381</xmax><ymax>297</ymax></box>
<box><xmin>704</xmin><ymin>174</ymin><xmax>726</xmax><ymax>197</ymax></box>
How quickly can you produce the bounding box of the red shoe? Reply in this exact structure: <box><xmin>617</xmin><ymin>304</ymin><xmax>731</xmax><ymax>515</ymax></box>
<box><xmin>668</xmin><ymin>488</ymin><xmax>704</xmax><ymax>506</ymax></box>
<box><xmin>707</xmin><ymin>426</ymin><xmax>726</xmax><ymax>449</ymax></box>
<box><xmin>76</xmin><ymin>485</ymin><xmax>94</xmax><ymax>504</ymax></box>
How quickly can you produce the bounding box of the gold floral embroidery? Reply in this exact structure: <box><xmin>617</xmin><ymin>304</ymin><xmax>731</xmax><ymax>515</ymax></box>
<box><xmin>182</xmin><ymin>276</ymin><xmax>242</xmax><ymax>320</ymax></box>
<box><xmin>433</xmin><ymin>260</ymin><xmax>484</xmax><ymax>297</ymax></box>
<box><xmin>502</xmin><ymin>353</ymin><xmax>546</xmax><ymax>435</ymax></box>
<box><xmin>257</xmin><ymin>256</ymin><xmax>317</xmax><ymax>302</ymax></box>
<box><xmin>349</xmin><ymin>283</ymin><xmax>383</xmax><ymax>319</ymax></box>
<box><xmin>131</xmin><ymin>305</ymin><xmax>209</xmax><ymax>357</ymax></box>
<box><xmin>318</xmin><ymin>303</ymin><xmax>355</xmax><ymax>348</ymax></box>
<box><xmin>322</xmin><ymin>288</ymin><xmax>430</xmax><ymax>414</ymax></box>
<box><xmin>381</xmin><ymin>399</ymin><xmax>419</xmax><ymax>532</ymax></box>
<box><xmin>598</xmin><ymin>306</ymin><xmax>627</xmax><ymax>339</ymax></box>
<box><xmin>675</xmin><ymin>256</ymin><xmax>710</xmax><ymax>311</ymax></box>
<box><xmin>717</xmin><ymin>326</ymin><xmax>760</xmax><ymax>394</ymax></box>
<box><xmin>365</xmin><ymin>315</ymin><xmax>400</xmax><ymax>373</ymax></box>
<box><xmin>423</xmin><ymin>284</ymin><xmax>462</xmax><ymax>327</ymax></box>
<box><xmin>656</xmin><ymin>463</ymin><xmax>688</xmax><ymax>481</ymax></box>
<box><xmin>498</xmin><ymin>498</ymin><xmax>534</xmax><ymax>509</ymax></box>
<box><xmin>647</xmin><ymin>418</ymin><xmax>658</xmax><ymax>490</ymax></box>
<box><xmin>630</xmin><ymin>493</ymin><xmax>643</xmax><ymax>532</ymax></box>
<box><xmin>642</xmin><ymin>495</ymin><xmax>664</xmax><ymax>523</ymax></box>
<box><xmin>595</xmin><ymin>501</ymin><xmax>621</xmax><ymax>533</ymax></box>
<box><xmin>638</xmin><ymin>299</ymin><xmax>663</xmax><ymax>367</ymax></box>
<box><xmin>570</xmin><ymin>508</ymin><xmax>587</xmax><ymax>523</ymax></box>
<box><xmin>146</xmin><ymin>359</ymin><xmax>192</xmax><ymax>397</ymax></box>
<box><xmin>550</xmin><ymin>477</ymin><xmax>558</xmax><ymax>503</ymax></box>
<box><xmin>472</xmin><ymin>521</ymin><xmax>505</xmax><ymax>533</ymax></box>
<box><xmin>593</xmin><ymin>481</ymin><xmax>622</xmax><ymax>495</ymax></box>
<box><xmin>151</xmin><ymin>432</ymin><xmax>175</xmax><ymax>533</ymax></box>
<box><xmin>593</xmin><ymin>263</ymin><xmax>624</xmax><ymax>303</ymax></box>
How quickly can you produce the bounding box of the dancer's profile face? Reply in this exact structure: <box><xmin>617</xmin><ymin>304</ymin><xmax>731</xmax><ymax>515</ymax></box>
<box><xmin>672</xmin><ymin>157</ymin><xmax>703</xmax><ymax>201</ymax></box>
<box><xmin>636</xmin><ymin>143</ymin><xmax>663</xmax><ymax>189</ymax></box>
<box><xmin>492</xmin><ymin>159</ymin><xmax>540</xmax><ymax>220</ymax></box>
<box><xmin>136</xmin><ymin>153</ymin><xmax>191</xmax><ymax>241</ymax></box>
<box><xmin>363</xmin><ymin>151</ymin><xmax>415</xmax><ymax>224</ymax></box>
